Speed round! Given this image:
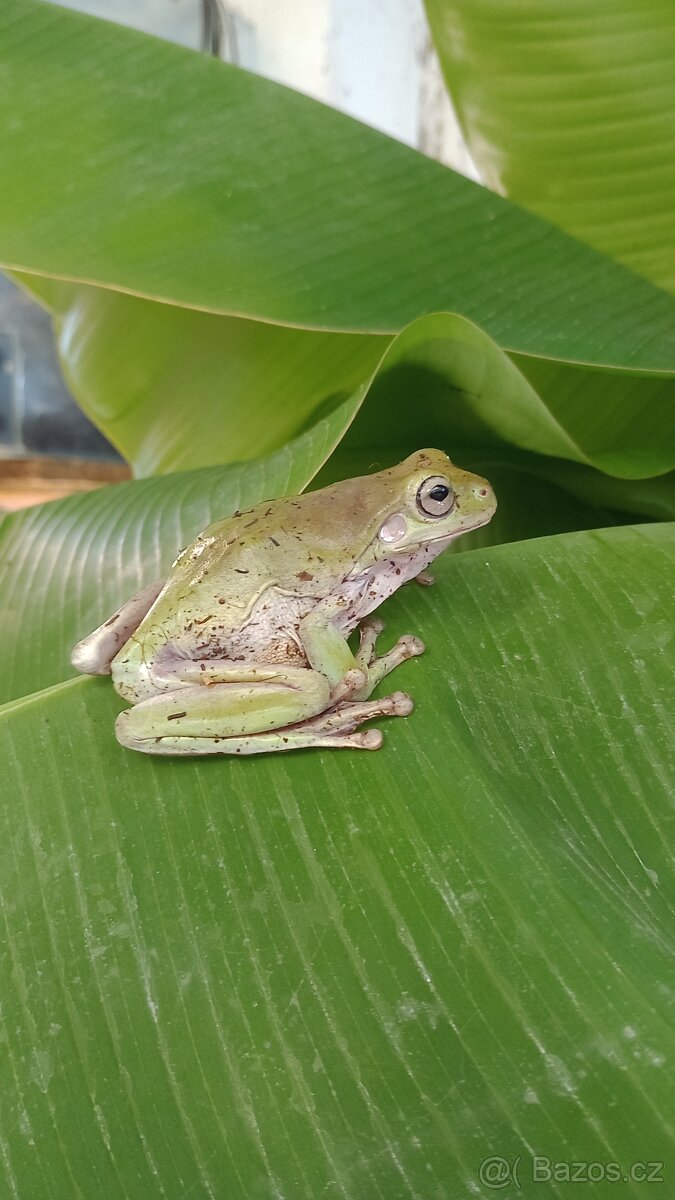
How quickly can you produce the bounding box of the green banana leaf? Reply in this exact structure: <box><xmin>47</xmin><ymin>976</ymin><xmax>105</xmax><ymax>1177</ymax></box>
<box><xmin>510</xmin><ymin>354</ymin><xmax>675</xmax><ymax>479</ymax></box>
<box><xmin>6</xmin><ymin>2</ymin><xmax>675</xmax><ymax>505</ymax></box>
<box><xmin>424</xmin><ymin>0</ymin><xmax>675</xmax><ymax>293</ymax></box>
<box><xmin>13</xmin><ymin>274</ymin><xmax>383</xmax><ymax>476</ymax></box>
<box><xmin>10</xmin><ymin>282</ymin><xmax>675</xmax><ymax>485</ymax></box>
<box><xmin>2</xmin><ymin>6</ymin><xmax>673</xmax><ymax>1193</ymax></box>
<box><xmin>2</xmin><ymin>507</ymin><xmax>673</xmax><ymax>1198</ymax></box>
<box><xmin>1</xmin><ymin>0</ymin><xmax>675</xmax><ymax>372</ymax></box>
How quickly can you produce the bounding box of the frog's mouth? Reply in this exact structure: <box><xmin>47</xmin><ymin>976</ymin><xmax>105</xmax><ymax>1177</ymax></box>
<box><xmin>431</xmin><ymin>517</ymin><xmax>492</xmax><ymax>544</ymax></box>
<box><xmin>398</xmin><ymin>524</ymin><xmax>486</xmax><ymax>558</ymax></box>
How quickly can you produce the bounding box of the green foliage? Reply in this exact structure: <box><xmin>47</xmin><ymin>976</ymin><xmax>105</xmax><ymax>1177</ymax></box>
<box><xmin>424</xmin><ymin>0</ymin><xmax>675</xmax><ymax>291</ymax></box>
<box><xmin>2</xmin><ymin>524</ymin><xmax>674</xmax><ymax>1198</ymax></box>
<box><xmin>2</xmin><ymin>0</ymin><xmax>675</xmax><ymax>364</ymax></box>
<box><xmin>1</xmin><ymin>2</ymin><xmax>673</xmax><ymax>1196</ymax></box>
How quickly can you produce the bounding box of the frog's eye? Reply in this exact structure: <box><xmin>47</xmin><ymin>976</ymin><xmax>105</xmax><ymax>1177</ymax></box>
<box><xmin>416</xmin><ymin>475</ymin><xmax>455</xmax><ymax>518</ymax></box>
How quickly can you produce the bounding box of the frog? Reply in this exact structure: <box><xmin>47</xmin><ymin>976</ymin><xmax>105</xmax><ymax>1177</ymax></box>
<box><xmin>71</xmin><ymin>449</ymin><xmax>496</xmax><ymax>755</ymax></box>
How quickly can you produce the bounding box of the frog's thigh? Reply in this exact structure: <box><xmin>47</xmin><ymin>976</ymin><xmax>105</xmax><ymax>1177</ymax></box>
<box><xmin>115</xmin><ymin>666</ymin><xmax>331</xmax><ymax>754</ymax></box>
<box><xmin>72</xmin><ymin>577</ymin><xmax>165</xmax><ymax>676</ymax></box>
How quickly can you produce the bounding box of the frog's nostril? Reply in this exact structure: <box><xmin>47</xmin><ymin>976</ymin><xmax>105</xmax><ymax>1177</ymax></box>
<box><xmin>474</xmin><ymin>486</ymin><xmax>489</xmax><ymax>498</ymax></box>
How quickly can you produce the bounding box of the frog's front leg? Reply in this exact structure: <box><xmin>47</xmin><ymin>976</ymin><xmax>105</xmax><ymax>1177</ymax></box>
<box><xmin>300</xmin><ymin>609</ymin><xmax>424</xmax><ymax>702</ymax></box>
<box><xmin>115</xmin><ymin>660</ymin><xmax>394</xmax><ymax>755</ymax></box>
<box><xmin>355</xmin><ymin>618</ymin><xmax>425</xmax><ymax>696</ymax></box>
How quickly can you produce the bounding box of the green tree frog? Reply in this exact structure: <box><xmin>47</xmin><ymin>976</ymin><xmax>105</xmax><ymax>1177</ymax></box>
<box><xmin>71</xmin><ymin>449</ymin><xmax>496</xmax><ymax>755</ymax></box>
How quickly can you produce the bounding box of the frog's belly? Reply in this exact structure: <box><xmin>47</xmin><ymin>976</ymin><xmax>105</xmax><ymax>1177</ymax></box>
<box><xmin>184</xmin><ymin>590</ymin><xmax>316</xmax><ymax>667</ymax></box>
<box><xmin>111</xmin><ymin>591</ymin><xmax>317</xmax><ymax>703</ymax></box>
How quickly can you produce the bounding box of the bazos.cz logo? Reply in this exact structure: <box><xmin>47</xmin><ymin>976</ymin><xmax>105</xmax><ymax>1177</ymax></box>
<box><xmin>478</xmin><ymin>1154</ymin><xmax>664</xmax><ymax>1189</ymax></box>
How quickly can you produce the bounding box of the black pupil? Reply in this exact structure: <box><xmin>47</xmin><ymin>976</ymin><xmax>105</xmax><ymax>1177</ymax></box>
<box><xmin>429</xmin><ymin>484</ymin><xmax>449</xmax><ymax>503</ymax></box>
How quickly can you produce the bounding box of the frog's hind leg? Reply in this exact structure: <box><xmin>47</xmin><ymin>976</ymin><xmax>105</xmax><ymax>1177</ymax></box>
<box><xmin>71</xmin><ymin>578</ymin><xmax>165</xmax><ymax>676</ymax></box>
<box><xmin>116</xmin><ymin>666</ymin><xmax>332</xmax><ymax>755</ymax></box>
<box><xmin>115</xmin><ymin>665</ymin><xmax>409</xmax><ymax>756</ymax></box>
<box><xmin>122</xmin><ymin>721</ymin><xmax>384</xmax><ymax>756</ymax></box>
<box><xmin>150</xmin><ymin>690</ymin><xmax>412</xmax><ymax>755</ymax></box>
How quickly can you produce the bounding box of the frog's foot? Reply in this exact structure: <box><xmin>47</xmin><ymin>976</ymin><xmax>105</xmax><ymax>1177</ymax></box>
<box><xmin>352</xmin><ymin>623</ymin><xmax>425</xmax><ymax>700</ymax></box>
<box><xmin>414</xmin><ymin>569</ymin><xmax>435</xmax><ymax>587</ymax></box>
<box><xmin>261</xmin><ymin>689</ymin><xmax>414</xmax><ymax>753</ymax></box>
<box><xmin>304</xmin><ymin>690</ymin><xmax>413</xmax><ymax>735</ymax></box>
